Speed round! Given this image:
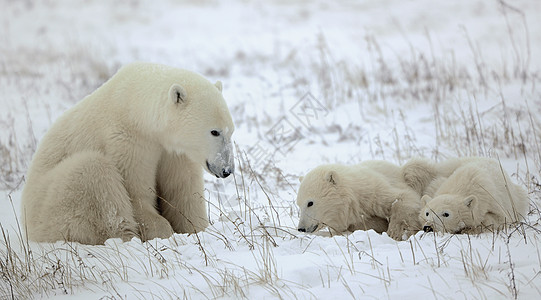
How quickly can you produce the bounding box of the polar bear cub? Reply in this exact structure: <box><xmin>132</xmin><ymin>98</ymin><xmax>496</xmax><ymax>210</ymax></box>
<box><xmin>419</xmin><ymin>158</ymin><xmax>528</xmax><ymax>234</ymax></box>
<box><xmin>296</xmin><ymin>160</ymin><xmax>423</xmax><ymax>240</ymax></box>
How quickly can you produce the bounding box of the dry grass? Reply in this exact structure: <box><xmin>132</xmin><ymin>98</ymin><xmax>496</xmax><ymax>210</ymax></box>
<box><xmin>1</xmin><ymin>2</ymin><xmax>541</xmax><ymax>298</ymax></box>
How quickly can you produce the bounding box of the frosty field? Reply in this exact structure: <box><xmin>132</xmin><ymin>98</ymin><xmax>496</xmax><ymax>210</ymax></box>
<box><xmin>1</xmin><ymin>0</ymin><xmax>541</xmax><ymax>299</ymax></box>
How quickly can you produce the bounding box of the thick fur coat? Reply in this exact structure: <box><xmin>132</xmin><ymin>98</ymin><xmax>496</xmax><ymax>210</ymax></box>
<box><xmin>296</xmin><ymin>161</ymin><xmax>423</xmax><ymax>240</ymax></box>
<box><xmin>406</xmin><ymin>157</ymin><xmax>529</xmax><ymax>233</ymax></box>
<box><xmin>21</xmin><ymin>62</ymin><xmax>235</xmax><ymax>244</ymax></box>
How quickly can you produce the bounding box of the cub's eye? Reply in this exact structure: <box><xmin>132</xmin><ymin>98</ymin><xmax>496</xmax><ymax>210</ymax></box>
<box><xmin>307</xmin><ymin>201</ymin><xmax>313</xmax><ymax>207</ymax></box>
<box><xmin>425</xmin><ymin>212</ymin><xmax>429</xmax><ymax>216</ymax></box>
<box><xmin>211</xmin><ymin>130</ymin><xmax>220</xmax><ymax>137</ymax></box>
<box><xmin>442</xmin><ymin>212</ymin><xmax>450</xmax><ymax>217</ymax></box>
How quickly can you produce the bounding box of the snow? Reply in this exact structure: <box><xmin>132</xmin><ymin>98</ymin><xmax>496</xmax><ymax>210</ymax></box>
<box><xmin>1</xmin><ymin>0</ymin><xmax>541</xmax><ymax>299</ymax></box>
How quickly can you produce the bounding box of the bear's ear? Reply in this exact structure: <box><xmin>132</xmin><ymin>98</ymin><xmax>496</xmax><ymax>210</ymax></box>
<box><xmin>169</xmin><ymin>84</ymin><xmax>187</xmax><ymax>104</ymax></box>
<box><xmin>298</xmin><ymin>176</ymin><xmax>304</xmax><ymax>183</ymax></box>
<box><xmin>463</xmin><ymin>195</ymin><xmax>478</xmax><ymax>209</ymax></box>
<box><xmin>215</xmin><ymin>81</ymin><xmax>223</xmax><ymax>93</ymax></box>
<box><xmin>421</xmin><ymin>195</ymin><xmax>432</xmax><ymax>205</ymax></box>
<box><xmin>325</xmin><ymin>171</ymin><xmax>337</xmax><ymax>185</ymax></box>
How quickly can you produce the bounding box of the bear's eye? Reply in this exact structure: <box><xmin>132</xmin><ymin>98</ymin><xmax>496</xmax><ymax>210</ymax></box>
<box><xmin>307</xmin><ymin>201</ymin><xmax>313</xmax><ymax>207</ymax></box>
<box><xmin>442</xmin><ymin>212</ymin><xmax>450</xmax><ymax>217</ymax></box>
<box><xmin>211</xmin><ymin>130</ymin><xmax>220</xmax><ymax>137</ymax></box>
<box><xmin>425</xmin><ymin>212</ymin><xmax>429</xmax><ymax>217</ymax></box>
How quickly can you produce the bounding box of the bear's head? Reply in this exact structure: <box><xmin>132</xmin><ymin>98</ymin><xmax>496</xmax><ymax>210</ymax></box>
<box><xmin>153</xmin><ymin>67</ymin><xmax>235</xmax><ymax>178</ymax></box>
<box><xmin>296</xmin><ymin>165</ymin><xmax>354</xmax><ymax>234</ymax></box>
<box><xmin>420</xmin><ymin>194</ymin><xmax>478</xmax><ymax>233</ymax></box>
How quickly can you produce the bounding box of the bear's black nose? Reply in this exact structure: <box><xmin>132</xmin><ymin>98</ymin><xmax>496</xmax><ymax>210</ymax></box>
<box><xmin>423</xmin><ymin>225</ymin><xmax>433</xmax><ymax>232</ymax></box>
<box><xmin>298</xmin><ymin>228</ymin><xmax>306</xmax><ymax>232</ymax></box>
<box><xmin>222</xmin><ymin>169</ymin><xmax>231</xmax><ymax>178</ymax></box>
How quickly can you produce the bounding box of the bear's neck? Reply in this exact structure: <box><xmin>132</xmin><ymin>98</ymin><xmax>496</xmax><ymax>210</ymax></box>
<box><xmin>349</xmin><ymin>178</ymin><xmax>397</xmax><ymax>217</ymax></box>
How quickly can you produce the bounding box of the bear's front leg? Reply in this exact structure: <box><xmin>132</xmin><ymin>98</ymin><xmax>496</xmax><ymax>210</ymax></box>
<box><xmin>387</xmin><ymin>191</ymin><xmax>423</xmax><ymax>240</ymax></box>
<box><xmin>128</xmin><ymin>182</ymin><xmax>174</xmax><ymax>241</ymax></box>
<box><xmin>114</xmin><ymin>143</ymin><xmax>174</xmax><ymax>241</ymax></box>
<box><xmin>157</xmin><ymin>152</ymin><xmax>209</xmax><ymax>234</ymax></box>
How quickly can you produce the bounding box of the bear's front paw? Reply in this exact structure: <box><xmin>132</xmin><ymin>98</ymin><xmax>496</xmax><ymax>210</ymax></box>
<box><xmin>118</xmin><ymin>219</ymin><xmax>139</xmax><ymax>242</ymax></box>
<box><xmin>387</xmin><ymin>220</ymin><xmax>411</xmax><ymax>241</ymax></box>
<box><xmin>139</xmin><ymin>215</ymin><xmax>174</xmax><ymax>241</ymax></box>
<box><xmin>387</xmin><ymin>222</ymin><xmax>407</xmax><ymax>241</ymax></box>
<box><xmin>388</xmin><ymin>218</ymin><xmax>421</xmax><ymax>241</ymax></box>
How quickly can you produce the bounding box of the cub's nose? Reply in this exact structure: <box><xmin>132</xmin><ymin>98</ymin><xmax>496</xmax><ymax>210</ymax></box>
<box><xmin>298</xmin><ymin>228</ymin><xmax>306</xmax><ymax>232</ymax></box>
<box><xmin>222</xmin><ymin>168</ymin><xmax>231</xmax><ymax>178</ymax></box>
<box><xmin>423</xmin><ymin>225</ymin><xmax>433</xmax><ymax>232</ymax></box>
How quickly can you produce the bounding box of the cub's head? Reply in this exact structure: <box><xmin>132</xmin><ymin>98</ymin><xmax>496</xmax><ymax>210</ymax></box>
<box><xmin>296</xmin><ymin>165</ymin><xmax>354</xmax><ymax>234</ymax></box>
<box><xmin>157</xmin><ymin>69</ymin><xmax>234</xmax><ymax>178</ymax></box>
<box><xmin>420</xmin><ymin>194</ymin><xmax>478</xmax><ymax>234</ymax></box>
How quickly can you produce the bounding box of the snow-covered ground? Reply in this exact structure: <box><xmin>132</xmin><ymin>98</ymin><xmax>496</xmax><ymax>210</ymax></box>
<box><xmin>1</xmin><ymin>0</ymin><xmax>541</xmax><ymax>299</ymax></box>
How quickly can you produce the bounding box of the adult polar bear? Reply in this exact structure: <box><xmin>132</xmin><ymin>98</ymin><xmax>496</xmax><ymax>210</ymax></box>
<box><xmin>21</xmin><ymin>62</ymin><xmax>235</xmax><ymax>244</ymax></box>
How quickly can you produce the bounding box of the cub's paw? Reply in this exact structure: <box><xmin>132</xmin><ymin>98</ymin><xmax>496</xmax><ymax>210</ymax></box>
<box><xmin>387</xmin><ymin>220</ymin><xmax>409</xmax><ymax>241</ymax></box>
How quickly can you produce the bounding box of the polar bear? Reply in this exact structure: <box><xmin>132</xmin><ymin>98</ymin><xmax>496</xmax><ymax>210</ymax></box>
<box><xmin>21</xmin><ymin>62</ymin><xmax>235</xmax><ymax>244</ymax></box>
<box><xmin>296</xmin><ymin>161</ymin><xmax>423</xmax><ymax>240</ymax></box>
<box><xmin>401</xmin><ymin>157</ymin><xmax>482</xmax><ymax>197</ymax></box>
<box><xmin>419</xmin><ymin>158</ymin><xmax>528</xmax><ymax>234</ymax></box>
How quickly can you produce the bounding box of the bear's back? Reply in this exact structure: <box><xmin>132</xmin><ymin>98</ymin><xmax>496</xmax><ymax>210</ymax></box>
<box><xmin>357</xmin><ymin>160</ymin><xmax>402</xmax><ymax>183</ymax></box>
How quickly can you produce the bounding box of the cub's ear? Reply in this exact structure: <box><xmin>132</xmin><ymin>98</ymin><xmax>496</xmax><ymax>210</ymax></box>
<box><xmin>215</xmin><ymin>81</ymin><xmax>223</xmax><ymax>93</ymax></box>
<box><xmin>325</xmin><ymin>171</ymin><xmax>338</xmax><ymax>185</ymax></box>
<box><xmin>421</xmin><ymin>195</ymin><xmax>432</xmax><ymax>205</ymax></box>
<box><xmin>463</xmin><ymin>195</ymin><xmax>478</xmax><ymax>209</ymax></box>
<box><xmin>298</xmin><ymin>176</ymin><xmax>304</xmax><ymax>183</ymax></box>
<box><xmin>169</xmin><ymin>84</ymin><xmax>187</xmax><ymax>104</ymax></box>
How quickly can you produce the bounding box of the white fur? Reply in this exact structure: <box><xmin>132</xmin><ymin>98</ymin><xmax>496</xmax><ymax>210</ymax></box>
<box><xmin>296</xmin><ymin>161</ymin><xmax>423</xmax><ymax>240</ymax></box>
<box><xmin>21</xmin><ymin>62</ymin><xmax>235</xmax><ymax>244</ymax></box>
<box><xmin>401</xmin><ymin>157</ymin><xmax>482</xmax><ymax>197</ymax></box>
<box><xmin>419</xmin><ymin>157</ymin><xmax>529</xmax><ymax>234</ymax></box>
